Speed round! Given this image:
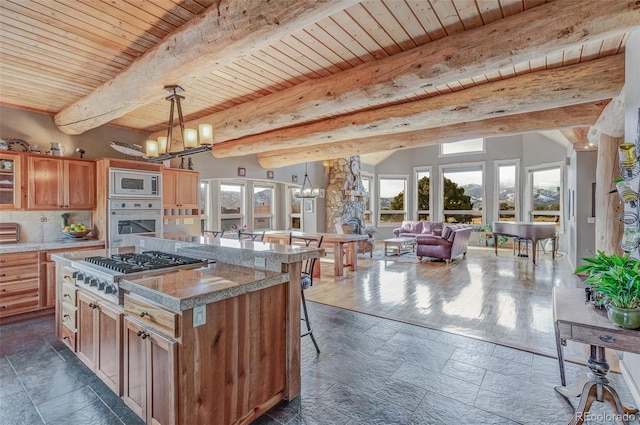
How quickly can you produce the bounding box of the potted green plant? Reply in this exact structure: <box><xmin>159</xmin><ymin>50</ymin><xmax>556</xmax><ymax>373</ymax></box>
<box><xmin>575</xmin><ymin>251</ymin><xmax>640</xmax><ymax>329</ymax></box>
<box><xmin>478</xmin><ymin>224</ymin><xmax>508</xmax><ymax>247</ymax></box>
<box><xmin>363</xmin><ymin>226</ymin><xmax>377</xmax><ymax>238</ymax></box>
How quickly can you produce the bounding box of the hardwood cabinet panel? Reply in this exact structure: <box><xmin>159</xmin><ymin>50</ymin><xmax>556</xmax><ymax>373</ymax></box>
<box><xmin>162</xmin><ymin>168</ymin><xmax>200</xmax><ymax>217</ymax></box>
<box><xmin>28</xmin><ymin>156</ymin><xmax>63</xmax><ymax>209</ymax></box>
<box><xmin>123</xmin><ymin>318</ymin><xmax>150</xmax><ymax>421</ymax></box>
<box><xmin>27</xmin><ymin>156</ymin><xmax>95</xmax><ymax>210</ymax></box>
<box><xmin>77</xmin><ymin>289</ymin><xmax>123</xmax><ymax>395</ymax></box>
<box><xmin>124</xmin><ymin>293</ymin><xmax>179</xmax><ymax>339</ymax></box>
<box><xmin>65</xmin><ymin>160</ymin><xmax>95</xmax><ymax>209</ymax></box>
<box><xmin>0</xmin><ymin>292</ymin><xmax>39</xmax><ymax>317</ymax></box>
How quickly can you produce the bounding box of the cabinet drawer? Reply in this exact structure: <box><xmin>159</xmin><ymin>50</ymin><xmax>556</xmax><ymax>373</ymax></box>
<box><xmin>0</xmin><ymin>251</ymin><xmax>38</xmax><ymax>267</ymax></box>
<box><xmin>61</xmin><ymin>283</ymin><xmax>77</xmax><ymax>306</ymax></box>
<box><xmin>0</xmin><ymin>264</ymin><xmax>39</xmax><ymax>283</ymax></box>
<box><xmin>60</xmin><ymin>324</ymin><xmax>77</xmax><ymax>351</ymax></box>
<box><xmin>60</xmin><ymin>267</ymin><xmax>76</xmax><ymax>285</ymax></box>
<box><xmin>124</xmin><ymin>294</ymin><xmax>179</xmax><ymax>338</ymax></box>
<box><xmin>62</xmin><ymin>303</ymin><xmax>77</xmax><ymax>329</ymax></box>
<box><xmin>0</xmin><ymin>278</ymin><xmax>38</xmax><ymax>298</ymax></box>
<box><xmin>571</xmin><ymin>326</ymin><xmax>639</xmax><ymax>353</ymax></box>
<box><xmin>0</xmin><ymin>292</ymin><xmax>39</xmax><ymax>317</ymax></box>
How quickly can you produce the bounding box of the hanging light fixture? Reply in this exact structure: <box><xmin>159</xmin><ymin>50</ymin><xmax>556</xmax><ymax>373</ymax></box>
<box><xmin>145</xmin><ymin>85</ymin><xmax>214</xmax><ymax>162</ymax></box>
<box><xmin>294</xmin><ymin>163</ymin><xmax>319</xmax><ymax>199</ymax></box>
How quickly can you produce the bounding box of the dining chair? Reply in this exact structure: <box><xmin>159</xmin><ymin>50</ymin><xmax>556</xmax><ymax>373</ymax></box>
<box><xmin>288</xmin><ymin>233</ymin><xmax>323</xmax><ymax>353</ymax></box>
<box><xmin>202</xmin><ymin>229</ymin><xmax>225</xmax><ymax>238</ymax></box>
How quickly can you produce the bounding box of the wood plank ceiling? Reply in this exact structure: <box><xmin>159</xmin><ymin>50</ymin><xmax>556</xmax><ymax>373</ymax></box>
<box><xmin>0</xmin><ymin>0</ymin><xmax>637</xmax><ymax>166</ymax></box>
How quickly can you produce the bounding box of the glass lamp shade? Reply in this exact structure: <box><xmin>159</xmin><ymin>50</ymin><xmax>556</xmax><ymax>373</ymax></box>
<box><xmin>199</xmin><ymin>124</ymin><xmax>213</xmax><ymax>145</ymax></box>
<box><xmin>184</xmin><ymin>128</ymin><xmax>198</xmax><ymax>148</ymax></box>
<box><xmin>146</xmin><ymin>140</ymin><xmax>159</xmax><ymax>157</ymax></box>
<box><xmin>157</xmin><ymin>136</ymin><xmax>168</xmax><ymax>154</ymax></box>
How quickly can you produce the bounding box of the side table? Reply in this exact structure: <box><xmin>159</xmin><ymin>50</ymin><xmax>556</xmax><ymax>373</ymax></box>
<box><xmin>553</xmin><ymin>287</ymin><xmax>640</xmax><ymax>425</ymax></box>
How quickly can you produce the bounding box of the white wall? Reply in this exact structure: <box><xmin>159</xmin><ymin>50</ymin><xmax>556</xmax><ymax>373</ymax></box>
<box><xmin>0</xmin><ymin>106</ymin><xmax>146</xmax><ymax>160</ymax></box>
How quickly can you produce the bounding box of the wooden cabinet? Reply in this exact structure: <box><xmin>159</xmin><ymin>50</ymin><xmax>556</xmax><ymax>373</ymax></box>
<box><xmin>59</xmin><ymin>267</ymin><xmax>78</xmax><ymax>351</ymax></box>
<box><xmin>123</xmin><ymin>316</ymin><xmax>177</xmax><ymax>425</ymax></box>
<box><xmin>41</xmin><ymin>245</ymin><xmax>105</xmax><ymax>309</ymax></box>
<box><xmin>162</xmin><ymin>168</ymin><xmax>199</xmax><ymax>217</ymax></box>
<box><xmin>0</xmin><ymin>152</ymin><xmax>23</xmax><ymax>210</ymax></box>
<box><xmin>27</xmin><ymin>156</ymin><xmax>95</xmax><ymax>210</ymax></box>
<box><xmin>0</xmin><ymin>251</ymin><xmax>39</xmax><ymax>317</ymax></box>
<box><xmin>77</xmin><ymin>289</ymin><xmax>123</xmax><ymax>395</ymax></box>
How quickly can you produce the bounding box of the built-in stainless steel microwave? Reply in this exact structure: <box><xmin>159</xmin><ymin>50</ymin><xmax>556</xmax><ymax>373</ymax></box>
<box><xmin>109</xmin><ymin>169</ymin><xmax>161</xmax><ymax>197</ymax></box>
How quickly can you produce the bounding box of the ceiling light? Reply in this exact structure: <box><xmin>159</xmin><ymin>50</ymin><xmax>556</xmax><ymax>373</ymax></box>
<box><xmin>146</xmin><ymin>85</ymin><xmax>214</xmax><ymax>162</ymax></box>
<box><xmin>294</xmin><ymin>163</ymin><xmax>319</xmax><ymax>199</ymax></box>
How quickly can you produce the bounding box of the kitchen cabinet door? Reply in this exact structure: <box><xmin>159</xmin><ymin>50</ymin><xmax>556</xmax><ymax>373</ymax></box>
<box><xmin>65</xmin><ymin>160</ymin><xmax>95</xmax><ymax>209</ymax></box>
<box><xmin>123</xmin><ymin>316</ymin><xmax>177</xmax><ymax>425</ymax></box>
<box><xmin>0</xmin><ymin>152</ymin><xmax>23</xmax><ymax>210</ymax></box>
<box><xmin>162</xmin><ymin>169</ymin><xmax>199</xmax><ymax>217</ymax></box>
<box><xmin>76</xmin><ymin>291</ymin><xmax>97</xmax><ymax>369</ymax></box>
<box><xmin>77</xmin><ymin>290</ymin><xmax>122</xmax><ymax>395</ymax></box>
<box><xmin>95</xmin><ymin>300</ymin><xmax>122</xmax><ymax>395</ymax></box>
<box><xmin>28</xmin><ymin>156</ymin><xmax>63</xmax><ymax>209</ymax></box>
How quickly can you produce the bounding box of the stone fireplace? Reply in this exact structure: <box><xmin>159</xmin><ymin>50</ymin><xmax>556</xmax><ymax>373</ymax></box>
<box><xmin>325</xmin><ymin>156</ymin><xmax>366</xmax><ymax>232</ymax></box>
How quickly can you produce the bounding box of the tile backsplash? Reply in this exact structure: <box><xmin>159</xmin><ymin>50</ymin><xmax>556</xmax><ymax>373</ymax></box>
<box><xmin>0</xmin><ymin>210</ymin><xmax>92</xmax><ymax>243</ymax></box>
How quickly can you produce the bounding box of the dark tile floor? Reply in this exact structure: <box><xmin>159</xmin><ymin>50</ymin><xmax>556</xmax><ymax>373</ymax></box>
<box><xmin>1</xmin><ymin>304</ymin><xmax>638</xmax><ymax>425</ymax></box>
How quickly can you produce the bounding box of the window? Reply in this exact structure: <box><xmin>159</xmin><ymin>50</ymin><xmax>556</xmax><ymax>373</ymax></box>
<box><xmin>414</xmin><ymin>167</ymin><xmax>431</xmax><ymax>221</ymax></box>
<box><xmin>527</xmin><ymin>164</ymin><xmax>562</xmax><ymax>227</ymax></box>
<box><xmin>219</xmin><ymin>183</ymin><xmax>244</xmax><ymax>230</ymax></box>
<box><xmin>361</xmin><ymin>173</ymin><xmax>373</xmax><ymax>224</ymax></box>
<box><xmin>253</xmin><ymin>185</ymin><xmax>274</xmax><ymax>229</ymax></box>
<box><xmin>495</xmin><ymin>160</ymin><xmax>519</xmax><ymax>221</ymax></box>
<box><xmin>378</xmin><ymin>176</ymin><xmax>407</xmax><ymax>225</ymax></box>
<box><xmin>288</xmin><ymin>187</ymin><xmax>301</xmax><ymax>230</ymax></box>
<box><xmin>440</xmin><ymin>163</ymin><xmax>484</xmax><ymax>224</ymax></box>
<box><xmin>440</xmin><ymin>138</ymin><xmax>485</xmax><ymax>156</ymax></box>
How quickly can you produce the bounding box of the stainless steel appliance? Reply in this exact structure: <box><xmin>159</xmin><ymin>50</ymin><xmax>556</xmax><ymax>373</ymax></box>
<box><xmin>109</xmin><ymin>168</ymin><xmax>161</xmax><ymax>197</ymax></box>
<box><xmin>108</xmin><ymin>199</ymin><xmax>163</xmax><ymax>248</ymax></box>
<box><xmin>69</xmin><ymin>251</ymin><xmax>210</xmax><ymax>304</ymax></box>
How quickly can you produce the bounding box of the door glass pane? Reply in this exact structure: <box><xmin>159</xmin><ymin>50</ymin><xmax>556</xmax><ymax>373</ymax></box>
<box><xmin>531</xmin><ymin>168</ymin><xmax>560</xmax><ymax>212</ymax></box>
<box><xmin>498</xmin><ymin>165</ymin><xmax>516</xmax><ymax>211</ymax></box>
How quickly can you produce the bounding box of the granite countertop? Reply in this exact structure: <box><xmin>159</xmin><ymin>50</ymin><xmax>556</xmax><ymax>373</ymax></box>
<box><xmin>119</xmin><ymin>263</ymin><xmax>288</xmax><ymax>311</ymax></box>
<box><xmin>0</xmin><ymin>239</ymin><xmax>106</xmax><ymax>254</ymax></box>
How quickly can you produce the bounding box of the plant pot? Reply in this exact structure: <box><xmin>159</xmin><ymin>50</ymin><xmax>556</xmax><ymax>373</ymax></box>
<box><xmin>605</xmin><ymin>304</ymin><xmax>640</xmax><ymax>329</ymax></box>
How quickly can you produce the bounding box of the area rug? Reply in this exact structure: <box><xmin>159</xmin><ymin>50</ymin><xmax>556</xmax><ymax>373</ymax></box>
<box><xmin>370</xmin><ymin>248</ymin><xmax>447</xmax><ymax>264</ymax></box>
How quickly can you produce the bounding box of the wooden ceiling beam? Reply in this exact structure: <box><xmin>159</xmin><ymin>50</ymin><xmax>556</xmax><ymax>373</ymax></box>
<box><xmin>149</xmin><ymin>0</ymin><xmax>639</xmax><ymax>144</ymax></box>
<box><xmin>257</xmin><ymin>101</ymin><xmax>609</xmax><ymax>168</ymax></box>
<box><xmin>214</xmin><ymin>54</ymin><xmax>623</xmax><ymax>158</ymax></box>
<box><xmin>53</xmin><ymin>0</ymin><xmax>360</xmax><ymax>135</ymax></box>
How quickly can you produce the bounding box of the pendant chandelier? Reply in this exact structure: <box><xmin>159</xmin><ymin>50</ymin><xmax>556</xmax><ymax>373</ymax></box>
<box><xmin>294</xmin><ymin>163</ymin><xmax>319</xmax><ymax>199</ymax></box>
<box><xmin>145</xmin><ymin>85</ymin><xmax>214</xmax><ymax>162</ymax></box>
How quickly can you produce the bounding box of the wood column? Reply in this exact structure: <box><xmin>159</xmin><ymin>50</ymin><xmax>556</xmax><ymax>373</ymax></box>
<box><xmin>595</xmin><ymin>134</ymin><xmax>624</xmax><ymax>254</ymax></box>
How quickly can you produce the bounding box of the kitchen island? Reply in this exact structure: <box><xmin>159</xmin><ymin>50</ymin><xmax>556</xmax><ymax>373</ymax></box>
<box><xmin>52</xmin><ymin>236</ymin><xmax>320</xmax><ymax>425</ymax></box>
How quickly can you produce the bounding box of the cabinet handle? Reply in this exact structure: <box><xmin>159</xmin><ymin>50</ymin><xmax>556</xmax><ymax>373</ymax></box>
<box><xmin>1</xmin><ymin>289</ymin><xmax>7</xmax><ymax>293</ymax></box>
<box><xmin>63</xmin><ymin>314</ymin><xmax>70</xmax><ymax>321</ymax></box>
<box><xmin>137</xmin><ymin>330</ymin><xmax>149</xmax><ymax>339</ymax></box>
<box><xmin>63</xmin><ymin>293</ymin><xmax>70</xmax><ymax>298</ymax></box>
<box><xmin>1</xmin><ymin>305</ymin><xmax>7</xmax><ymax>309</ymax></box>
<box><xmin>139</xmin><ymin>311</ymin><xmax>149</xmax><ymax>318</ymax></box>
<box><xmin>88</xmin><ymin>302</ymin><xmax>98</xmax><ymax>309</ymax></box>
<box><xmin>600</xmin><ymin>335</ymin><xmax>616</xmax><ymax>344</ymax></box>
<box><xmin>0</xmin><ymin>273</ymin><xmax>6</xmax><ymax>277</ymax></box>
<box><xmin>63</xmin><ymin>336</ymin><xmax>70</xmax><ymax>341</ymax></box>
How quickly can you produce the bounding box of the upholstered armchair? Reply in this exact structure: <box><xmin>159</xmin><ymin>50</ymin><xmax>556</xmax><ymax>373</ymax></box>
<box><xmin>335</xmin><ymin>218</ymin><xmax>375</xmax><ymax>258</ymax></box>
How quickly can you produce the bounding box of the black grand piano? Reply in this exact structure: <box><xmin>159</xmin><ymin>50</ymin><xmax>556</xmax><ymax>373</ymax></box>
<box><xmin>492</xmin><ymin>221</ymin><xmax>557</xmax><ymax>265</ymax></box>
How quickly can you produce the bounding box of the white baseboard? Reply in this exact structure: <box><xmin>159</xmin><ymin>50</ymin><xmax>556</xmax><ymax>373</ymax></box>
<box><xmin>620</xmin><ymin>358</ymin><xmax>640</xmax><ymax>407</ymax></box>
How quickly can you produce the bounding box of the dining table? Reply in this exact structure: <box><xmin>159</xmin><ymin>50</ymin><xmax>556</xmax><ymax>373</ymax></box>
<box><xmin>263</xmin><ymin>231</ymin><xmax>369</xmax><ymax>277</ymax></box>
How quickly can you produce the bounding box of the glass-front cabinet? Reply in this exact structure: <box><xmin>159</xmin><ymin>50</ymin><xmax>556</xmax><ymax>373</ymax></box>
<box><xmin>0</xmin><ymin>152</ymin><xmax>21</xmax><ymax>209</ymax></box>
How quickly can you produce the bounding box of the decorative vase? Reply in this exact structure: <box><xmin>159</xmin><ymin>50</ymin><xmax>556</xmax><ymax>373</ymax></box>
<box><xmin>606</xmin><ymin>304</ymin><xmax>640</xmax><ymax>329</ymax></box>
